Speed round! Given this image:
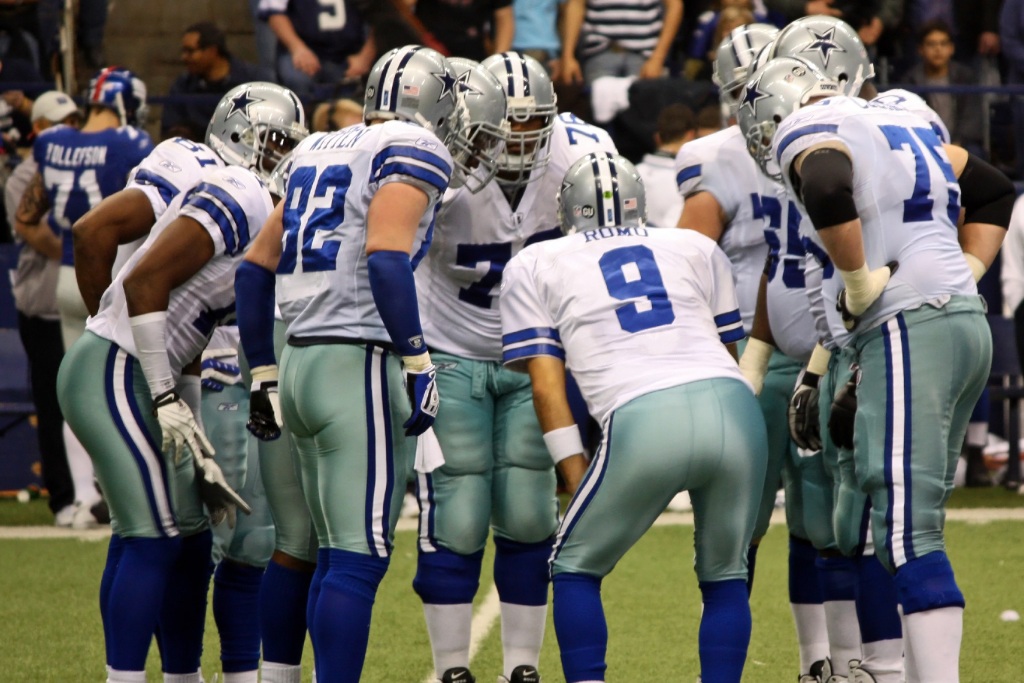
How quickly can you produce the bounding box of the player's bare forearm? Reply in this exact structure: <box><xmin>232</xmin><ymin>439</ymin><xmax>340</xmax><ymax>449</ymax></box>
<box><xmin>245</xmin><ymin>201</ymin><xmax>285</xmax><ymax>271</ymax></box>
<box><xmin>960</xmin><ymin>223</ymin><xmax>1006</xmax><ymax>269</ymax></box>
<box><xmin>816</xmin><ymin>219</ymin><xmax>865</xmax><ymax>272</ymax></box>
<box><xmin>677</xmin><ymin>191</ymin><xmax>726</xmax><ymax>242</ymax></box>
<box><xmin>366</xmin><ymin>183</ymin><xmax>429</xmax><ymax>255</ymax></box>
<box><xmin>750</xmin><ymin>271</ymin><xmax>775</xmax><ymax>347</ymax></box>
<box><xmin>15</xmin><ymin>173</ymin><xmax>49</xmax><ymax>226</ymax></box>
<box><xmin>557</xmin><ymin>455</ymin><xmax>588</xmax><ymax>497</ymax></box>
<box><xmin>124</xmin><ymin>216</ymin><xmax>215</xmax><ymax>317</ymax></box>
<box><xmin>14</xmin><ymin>219</ymin><xmax>62</xmax><ymax>261</ymax></box>
<box><xmin>74</xmin><ymin>189</ymin><xmax>156</xmax><ymax>315</ymax></box>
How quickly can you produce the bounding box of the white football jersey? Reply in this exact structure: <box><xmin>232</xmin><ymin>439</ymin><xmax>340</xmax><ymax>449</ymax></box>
<box><xmin>500</xmin><ymin>226</ymin><xmax>748</xmax><ymax>425</ymax></box>
<box><xmin>675</xmin><ymin>125</ymin><xmax>768</xmax><ymax>334</ymax></box>
<box><xmin>126</xmin><ymin>137</ymin><xmax>225</xmax><ymax>219</ymax></box>
<box><xmin>635</xmin><ymin>151</ymin><xmax>682</xmax><ymax>228</ymax></box>
<box><xmin>753</xmin><ymin>173</ymin><xmax>817</xmax><ymax>362</ymax></box>
<box><xmin>87</xmin><ymin>165</ymin><xmax>273</xmax><ymax>380</ymax></box>
<box><xmin>775</xmin><ymin>96</ymin><xmax>974</xmax><ymax>346</ymax></box>
<box><xmin>870</xmin><ymin>89</ymin><xmax>950</xmax><ymax>144</ymax></box>
<box><xmin>277</xmin><ymin>122</ymin><xmax>453</xmax><ymax>343</ymax></box>
<box><xmin>416</xmin><ymin>112</ymin><xmax>615</xmax><ymax>360</ymax></box>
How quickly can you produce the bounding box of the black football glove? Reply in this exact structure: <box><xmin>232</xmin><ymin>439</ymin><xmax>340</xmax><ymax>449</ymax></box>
<box><xmin>789</xmin><ymin>369</ymin><xmax>822</xmax><ymax>451</ymax></box>
<box><xmin>828</xmin><ymin>364</ymin><xmax>859</xmax><ymax>450</ymax></box>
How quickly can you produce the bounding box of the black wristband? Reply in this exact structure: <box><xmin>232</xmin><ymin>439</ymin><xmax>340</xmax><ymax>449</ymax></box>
<box><xmin>152</xmin><ymin>389</ymin><xmax>180</xmax><ymax>416</ymax></box>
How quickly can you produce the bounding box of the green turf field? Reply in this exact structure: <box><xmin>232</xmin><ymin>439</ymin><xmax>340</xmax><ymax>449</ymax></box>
<box><xmin>0</xmin><ymin>495</ymin><xmax>1022</xmax><ymax>682</ymax></box>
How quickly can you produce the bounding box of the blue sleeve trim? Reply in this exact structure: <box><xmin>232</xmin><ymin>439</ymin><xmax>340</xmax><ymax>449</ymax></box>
<box><xmin>132</xmin><ymin>168</ymin><xmax>179</xmax><ymax>207</ymax></box>
<box><xmin>371</xmin><ymin>145</ymin><xmax>452</xmax><ymax>185</ymax></box>
<box><xmin>234</xmin><ymin>261</ymin><xmax>277</xmax><ymax>368</ymax></box>
<box><xmin>776</xmin><ymin>124</ymin><xmax>840</xmax><ymax>163</ymax></box>
<box><xmin>676</xmin><ymin>164</ymin><xmax>701</xmax><ymax>187</ymax></box>
<box><xmin>184</xmin><ymin>181</ymin><xmax>251</xmax><ymax>256</ymax></box>
<box><xmin>373</xmin><ymin>162</ymin><xmax>449</xmax><ymax>193</ymax></box>
<box><xmin>719</xmin><ymin>327</ymin><xmax>746</xmax><ymax>344</ymax></box>
<box><xmin>502</xmin><ymin>344</ymin><xmax>566</xmax><ymax>363</ymax></box>
<box><xmin>502</xmin><ymin>327</ymin><xmax>562</xmax><ymax>345</ymax></box>
<box><xmin>713</xmin><ymin>309</ymin><xmax>741</xmax><ymax>327</ymax></box>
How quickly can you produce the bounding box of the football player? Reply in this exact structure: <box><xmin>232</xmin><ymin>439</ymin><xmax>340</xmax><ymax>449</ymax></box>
<box><xmin>15</xmin><ymin>67</ymin><xmax>153</xmax><ymax>529</ymax></box>
<box><xmin>73</xmin><ymin>83</ymin><xmax>308</xmax><ymax>683</ymax></box>
<box><xmin>56</xmin><ymin>82</ymin><xmax>304</xmax><ymax>683</ymax></box>
<box><xmin>675</xmin><ymin>23</ymin><xmax>839</xmax><ymax>681</ymax></box>
<box><xmin>747</xmin><ymin>55</ymin><xmax>1012</xmax><ymax>683</ymax></box>
<box><xmin>234</xmin><ymin>45</ymin><xmax>464</xmax><ymax>682</ymax></box>
<box><xmin>500</xmin><ymin>152</ymin><xmax>767</xmax><ymax>683</ymax></box>
<box><xmin>744</xmin><ymin>21</ymin><xmax>900</xmax><ymax>681</ymax></box>
<box><xmin>410</xmin><ymin>51</ymin><xmax>615</xmax><ymax>683</ymax></box>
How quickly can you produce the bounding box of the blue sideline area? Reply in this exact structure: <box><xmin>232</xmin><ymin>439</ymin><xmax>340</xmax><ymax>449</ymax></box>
<box><xmin>0</xmin><ymin>244</ymin><xmax>44</xmax><ymax>492</ymax></box>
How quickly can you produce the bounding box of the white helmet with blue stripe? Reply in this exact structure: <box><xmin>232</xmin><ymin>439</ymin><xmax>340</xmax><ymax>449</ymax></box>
<box><xmin>363</xmin><ymin>45</ymin><xmax>463</xmax><ymax>151</ymax></box>
<box><xmin>482</xmin><ymin>51</ymin><xmax>558</xmax><ymax>187</ymax></box>
<box><xmin>446</xmin><ymin>57</ymin><xmax>510</xmax><ymax>193</ymax></box>
<box><xmin>737</xmin><ymin>57</ymin><xmax>840</xmax><ymax>180</ymax></box>
<box><xmin>206</xmin><ymin>81</ymin><xmax>308</xmax><ymax>183</ymax></box>
<box><xmin>557</xmin><ymin>152</ymin><xmax>646</xmax><ymax>235</ymax></box>
<box><xmin>765</xmin><ymin>15</ymin><xmax>874</xmax><ymax>96</ymax></box>
<box><xmin>713</xmin><ymin>23</ymin><xmax>780</xmax><ymax>113</ymax></box>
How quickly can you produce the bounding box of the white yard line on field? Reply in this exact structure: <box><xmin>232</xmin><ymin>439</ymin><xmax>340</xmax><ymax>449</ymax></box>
<box><xmin>3</xmin><ymin>507</ymin><xmax>1023</xmax><ymax>543</ymax></box>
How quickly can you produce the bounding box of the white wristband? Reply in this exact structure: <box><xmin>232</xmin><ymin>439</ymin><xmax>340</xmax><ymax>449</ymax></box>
<box><xmin>807</xmin><ymin>343</ymin><xmax>832</xmax><ymax>377</ymax></box>
<box><xmin>964</xmin><ymin>252</ymin><xmax>987</xmax><ymax>283</ymax></box>
<box><xmin>251</xmin><ymin>364</ymin><xmax>279</xmax><ymax>384</ymax></box>
<box><xmin>543</xmin><ymin>425</ymin><xmax>584</xmax><ymax>465</ymax></box>
<box><xmin>129</xmin><ymin>311</ymin><xmax>176</xmax><ymax>398</ymax></box>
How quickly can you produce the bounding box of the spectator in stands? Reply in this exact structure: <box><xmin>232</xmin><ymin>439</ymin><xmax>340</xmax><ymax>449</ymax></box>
<box><xmin>1001</xmin><ymin>0</ymin><xmax>1024</xmax><ymax>178</ymax></box>
<box><xmin>310</xmin><ymin>96</ymin><xmax>363</xmax><ymax>132</ymax></box>
<box><xmin>695</xmin><ymin>103</ymin><xmax>723</xmax><ymax>137</ymax></box>
<box><xmin>557</xmin><ymin>0</ymin><xmax>683</xmax><ymax>85</ymax></box>
<box><xmin>412</xmin><ymin>0</ymin><xmax>514</xmax><ymax>61</ymax></box>
<box><xmin>765</xmin><ymin>0</ymin><xmax>900</xmax><ymax>48</ymax></box>
<box><xmin>511</xmin><ymin>0</ymin><xmax>561</xmax><ymax>69</ymax></box>
<box><xmin>78</xmin><ymin>0</ymin><xmax>108</xmax><ymax>69</ymax></box>
<box><xmin>161</xmin><ymin>22</ymin><xmax>270</xmax><ymax>141</ymax></box>
<box><xmin>903</xmin><ymin>20</ymin><xmax>985</xmax><ymax>156</ymax></box>
<box><xmin>4</xmin><ymin>91</ymin><xmax>81</xmax><ymax>527</ymax></box>
<box><xmin>684</xmin><ymin>4</ymin><xmax>755</xmax><ymax>80</ymax></box>
<box><xmin>635</xmin><ymin>103</ymin><xmax>694</xmax><ymax>227</ymax></box>
<box><xmin>258</xmin><ymin>0</ymin><xmax>376</xmax><ymax>103</ymax></box>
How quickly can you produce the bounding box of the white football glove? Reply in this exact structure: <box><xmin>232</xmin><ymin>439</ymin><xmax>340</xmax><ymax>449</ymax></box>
<box><xmin>153</xmin><ymin>390</ymin><xmax>215</xmax><ymax>465</ymax></box>
<box><xmin>193</xmin><ymin>449</ymin><xmax>252</xmax><ymax>529</ymax></box>
<box><xmin>201</xmin><ymin>347</ymin><xmax>242</xmax><ymax>392</ymax></box>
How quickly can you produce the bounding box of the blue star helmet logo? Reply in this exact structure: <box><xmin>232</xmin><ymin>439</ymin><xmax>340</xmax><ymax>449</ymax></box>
<box><xmin>434</xmin><ymin>70</ymin><xmax>459</xmax><ymax>104</ymax></box>
<box><xmin>226</xmin><ymin>90</ymin><xmax>265</xmax><ymax>120</ymax></box>
<box><xmin>455</xmin><ymin>70</ymin><xmax>480</xmax><ymax>97</ymax></box>
<box><xmin>801</xmin><ymin>27</ymin><xmax>846</xmax><ymax>68</ymax></box>
<box><xmin>742</xmin><ymin>72</ymin><xmax>770</xmax><ymax>118</ymax></box>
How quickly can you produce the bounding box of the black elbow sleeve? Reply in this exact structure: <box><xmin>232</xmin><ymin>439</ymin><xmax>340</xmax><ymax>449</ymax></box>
<box><xmin>959</xmin><ymin>153</ymin><xmax>1015</xmax><ymax>229</ymax></box>
<box><xmin>799</xmin><ymin>148</ymin><xmax>859</xmax><ymax>230</ymax></box>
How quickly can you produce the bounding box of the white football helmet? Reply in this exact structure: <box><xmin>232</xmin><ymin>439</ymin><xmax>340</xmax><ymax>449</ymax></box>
<box><xmin>363</xmin><ymin>45</ymin><xmax>463</xmax><ymax>152</ymax></box>
<box><xmin>557</xmin><ymin>152</ymin><xmax>646</xmax><ymax>235</ymax></box>
<box><xmin>737</xmin><ymin>57</ymin><xmax>840</xmax><ymax>180</ymax></box>
<box><xmin>765</xmin><ymin>16</ymin><xmax>874</xmax><ymax>96</ymax></box>
<box><xmin>482</xmin><ymin>51</ymin><xmax>558</xmax><ymax>187</ymax></box>
<box><xmin>206</xmin><ymin>81</ymin><xmax>308</xmax><ymax>183</ymax></box>
<box><xmin>713</xmin><ymin>23</ymin><xmax>780</xmax><ymax>113</ymax></box>
<box><xmin>446</xmin><ymin>57</ymin><xmax>510</xmax><ymax>193</ymax></box>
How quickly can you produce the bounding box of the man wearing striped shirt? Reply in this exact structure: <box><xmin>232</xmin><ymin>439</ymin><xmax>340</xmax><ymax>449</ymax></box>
<box><xmin>557</xmin><ymin>0</ymin><xmax>682</xmax><ymax>84</ymax></box>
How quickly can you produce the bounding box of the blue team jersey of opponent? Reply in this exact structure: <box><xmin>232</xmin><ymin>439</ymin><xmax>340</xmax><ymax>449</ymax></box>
<box><xmin>33</xmin><ymin>124</ymin><xmax>153</xmax><ymax>266</ymax></box>
<box><xmin>258</xmin><ymin>0</ymin><xmax>367</xmax><ymax>64</ymax></box>
<box><xmin>500</xmin><ymin>226</ymin><xmax>749</xmax><ymax>425</ymax></box>
<box><xmin>774</xmin><ymin>96</ymin><xmax>975</xmax><ymax>346</ymax></box>
<box><xmin>675</xmin><ymin>125</ymin><xmax>768</xmax><ymax>335</ymax></box>
<box><xmin>86</xmin><ymin>165</ymin><xmax>274</xmax><ymax>380</ymax></box>
<box><xmin>276</xmin><ymin>121</ymin><xmax>453</xmax><ymax>343</ymax></box>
